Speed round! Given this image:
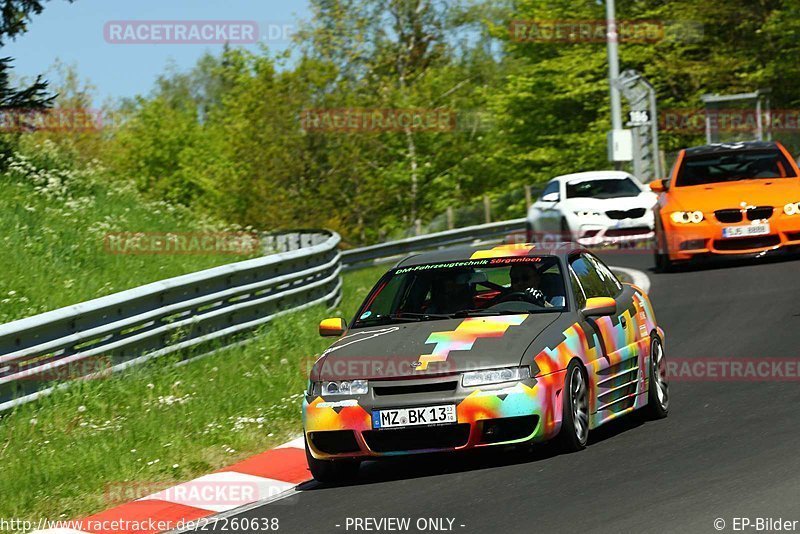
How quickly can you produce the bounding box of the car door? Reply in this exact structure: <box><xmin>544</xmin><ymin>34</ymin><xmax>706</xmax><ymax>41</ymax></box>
<box><xmin>569</xmin><ymin>253</ymin><xmax>643</xmax><ymax>422</ymax></box>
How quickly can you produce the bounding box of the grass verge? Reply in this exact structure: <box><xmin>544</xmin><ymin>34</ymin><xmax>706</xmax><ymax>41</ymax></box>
<box><xmin>0</xmin><ymin>265</ymin><xmax>386</xmax><ymax>525</ymax></box>
<box><xmin>1</xmin><ymin>139</ymin><xmax>254</xmax><ymax>324</ymax></box>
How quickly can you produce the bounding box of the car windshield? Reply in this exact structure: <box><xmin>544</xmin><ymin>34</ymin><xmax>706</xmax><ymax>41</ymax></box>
<box><xmin>352</xmin><ymin>256</ymin><xmax>567</xmax><ymax>328</ymax></box>
<box><xmin>675</xmin><ymin>148</ymin><xmax>797</xmax><ymax>186</ymax></box>
<box><xmin>565</xmin><ymin>178</ymin><xmax>642</xmax><ymax>199</ymax></box>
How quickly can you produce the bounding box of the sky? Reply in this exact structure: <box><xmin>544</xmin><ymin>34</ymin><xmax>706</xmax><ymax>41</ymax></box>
<box><xmin>3</xmin><ymin>0</ymin><xmax>312</xmax><ymax>106</ymax></box>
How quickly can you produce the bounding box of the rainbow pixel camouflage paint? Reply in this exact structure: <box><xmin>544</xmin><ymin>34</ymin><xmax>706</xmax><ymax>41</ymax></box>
<box><xmin>302</xmin><ymin>243</ymin><xmax>669</xmax><ymax>482</ymax></box>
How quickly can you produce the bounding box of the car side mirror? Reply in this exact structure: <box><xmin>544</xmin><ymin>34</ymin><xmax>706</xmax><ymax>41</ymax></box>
<box><xmin>319</xmin><ymin>317</ymin><xmax>346</xmax><ymax>337</ymax></box>
<box><xmin>581</xmin><ymin>297</ymin><xmax>617</xmax><ymax>318</ymax></box>
<box><xmin>649</xmin><ymin>179</ymin><xmax>667</xmax><ymax>193</ymax></box>
<box><xmin>542</xmin><ymin>192</ymin><xmax>560</xmax><ymax>203</ymax></box>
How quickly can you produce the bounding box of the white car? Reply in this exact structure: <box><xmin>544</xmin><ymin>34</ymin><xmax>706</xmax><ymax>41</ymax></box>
<box><xmin>526</xmin><ymin>171</ymin><xmax>657</xmax><ymax>246</ymax></box>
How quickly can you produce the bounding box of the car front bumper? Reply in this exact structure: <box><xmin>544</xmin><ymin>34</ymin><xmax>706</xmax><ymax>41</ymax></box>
<box><xmin>573</xmin><ymin>213</ymin><xmax>654</xmax><ymax>246</ymax></box>
<box><xmin>662</xmin><ymin>211</ymin><xmax>800</xmax><ymax>261</ymax></box>
<box><xmin>303</xmin><ymin>372</ymin><xmax>567</xmax><ymax>460</ymax></box>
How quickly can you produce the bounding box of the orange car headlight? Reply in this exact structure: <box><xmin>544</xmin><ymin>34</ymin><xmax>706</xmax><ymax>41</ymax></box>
<box><xmin>783</xmin><ymin>203</ymin><xmax>800</xmax><ymax>216</ymax></box>
<box><xmin>670</xmin><ymin>211</ymin><xmax>704</xmax><ymax>224</ymax></box>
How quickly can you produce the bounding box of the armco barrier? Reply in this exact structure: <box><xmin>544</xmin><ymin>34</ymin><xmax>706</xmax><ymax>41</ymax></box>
<box><xmin>341</xmin><ymin>218</ymin><xmax>527</xmax><ymax>269</ymax></box>
<box><xmin>0</xmin><ymin>219</ymin><xmax>527</xmax><ymax>411</ymax></box>
<box><xmin>0</xmin><ymin>230</ymin><xmax>341</xmax><ymax>411</ymax></box>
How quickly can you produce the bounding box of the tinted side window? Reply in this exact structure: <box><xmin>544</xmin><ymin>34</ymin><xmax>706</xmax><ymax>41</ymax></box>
<box><xmin>570</xmin><ymin>255</ymin><xmax>612</xmax><ymax>299</ymax></box>
<box><xmin>569</xmin><ymin>269</ymin><xmax>586</xmax><ymax>309</ymax></box>
<box><xmin>585</xmin><ymin>254</ymin><xmax>622</xmax><ymax>296</ymax></box>
<box><xmin>539</xmin><ymin>181</ymin><xmax>559</xmax><ymax>200</ymax></box>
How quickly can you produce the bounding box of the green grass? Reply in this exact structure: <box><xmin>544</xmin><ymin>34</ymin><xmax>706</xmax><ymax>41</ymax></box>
<box><xmin>0</xmin><ymin>138</ymin><xmax>391</xmax><ymax>524</ymax></box>
<box><xmin>0</xmin><ymin>139</ymin><xmax>253</xmax><ymax>324</ymax></box>
<box><xmin>0</xmin><ymin>264</ymin><xmax>385</xmax><ymax>525</ymax></box>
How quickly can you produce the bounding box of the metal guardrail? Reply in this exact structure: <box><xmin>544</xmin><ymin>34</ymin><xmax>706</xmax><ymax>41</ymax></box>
<box><xmin>0</xmin><ymin>230</ymin><xmax>342</xmax><ymax>411</ymax></box>
<box><xmin>0</xmin><ymin>219</ymin><xmax>529</xmax><ymax>411</ymax></box>
<box><xmin>341</xmin><ymin>218</ymin><xmax>528</xmax><ymax>269</ymax></box>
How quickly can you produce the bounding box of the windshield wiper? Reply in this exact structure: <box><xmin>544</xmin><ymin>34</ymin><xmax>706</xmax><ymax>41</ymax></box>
<box><xmin>393</xmin><ymin>312</ymin><xmax>453</xmax><ymax>320</ymax></box>
<box><xmin>357</xmin><ymin>312</ymin><xmax>451</xmax><ymax>325</ymax></box>
<box><xmin>450</xmin><ymin>310</ymin><xmax>505</xmax><ymax>318</ymax></box>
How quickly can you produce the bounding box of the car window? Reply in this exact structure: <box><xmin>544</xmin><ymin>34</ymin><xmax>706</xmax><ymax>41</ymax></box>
<box><xmin>539</xmin><ymin>181</ymin><xmax>559</xmax><ymax>200</ymax></box>
<box><xmin>569</xmin><ymin>268</ymin><xmax>586</xmax><ymax>309</ymax></box>
<box><xmin>585</xmin><ymin>253</ymin><xmax>622</xmax><ymax>296</ymax></box>
<box><xmin>675</xmin><ymin>148</ymin><xmax>797</xmax><ymax>186</ymax></box>
<box><xmin>352</xmin><ymin>256</ymin><xmax>568</xmax><ymax>327</ymax></box>
<box><xmin>569</xmin><ymin>254</ymin><xmax>613</xmax><ymax>299</ymax></box>
<box><xmin>565</xmin><ymin>178</ymin><xmax>642</xmax><ymax>199</ymax></box>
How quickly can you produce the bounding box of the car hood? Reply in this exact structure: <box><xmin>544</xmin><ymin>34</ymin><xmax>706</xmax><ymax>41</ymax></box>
<box><xmin>666</xmin><ymin>178</ymin><xmax>800</xmax><ymax>211</ymax></box>
<box><xmin>311</xmin><ymin>313</ymin><xmax>562</xmax><ymax>381</ymax></box>
<box><xmin>562</xmin><ymin>192</ymin><xmax>657</xmax><ymax>211</ymax></box>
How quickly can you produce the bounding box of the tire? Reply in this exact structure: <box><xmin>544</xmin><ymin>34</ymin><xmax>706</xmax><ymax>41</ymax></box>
<box><xmin>556</xmin><ymin>361</ymin><xmax>589</xmax><ymax>452</ymax></box>
<box><xmin>653</xmin><ymin>229</ymin><xmax>674</xmax><ymax>272</ymax></box>
<box><xmin>643</xmin><ymin>337</ymin><xmax>669</xmax><ymax>419</ymax></box>
<box><xmin>654</xmin><ymin>250</ymin><xmax>673</xmax><ymax>273</ymax></box>
<box><xmin>305</xmin><ymin>437</ymin><xmax>360</xmax><ymax>483</ymax></box>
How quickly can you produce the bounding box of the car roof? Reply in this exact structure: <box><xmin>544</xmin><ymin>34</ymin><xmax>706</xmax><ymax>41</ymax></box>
<box><xmin>395</xmin><ymin>242</ymin><xmax>583</xmax><ymax>268</ymax></box>
<box><xmin>683</xmin><ymin>140</ymin><xmax>779</xmax><ymax>156</ymax></box>
<box><xmin>551</xmin><ymin>170</ymin><xmax>634</xmax><ymax>183</ymax></box>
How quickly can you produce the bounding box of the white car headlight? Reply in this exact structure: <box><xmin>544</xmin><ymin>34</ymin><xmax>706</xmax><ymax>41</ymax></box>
<box><xmin>784</xmin><ymin>202</ymin><xmax>800</xmax><ymax>216</ymax></box>
<box><xmin>574</xmin><ymin>210</ymin><xmax>602</xmax><ymax>218</ymax></box>
<box><xmin>670</xmin><ymin>211</ymin><xmax>704</xmax><ymax>224</ymax></box>
<box><xmin>462</xmin><ymin>367</ymin><xmax>531</xmax><ymax>387</ymax></box>
<box><xmin>321</xmin><ymin>379</ymin><xmax>369</xmax><ymax>395</ymax></box>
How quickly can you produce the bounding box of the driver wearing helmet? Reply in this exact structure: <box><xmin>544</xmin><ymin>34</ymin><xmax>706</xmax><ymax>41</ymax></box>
<box><xmin>507</xmin><ymin>264</ymin><xmax>551</xmax><ymax>307</ymax></box>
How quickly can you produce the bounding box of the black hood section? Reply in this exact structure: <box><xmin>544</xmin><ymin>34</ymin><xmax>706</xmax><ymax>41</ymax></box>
<box><xmin>311</xmin><ymin>313</ymin><xmax>562</xmax><ymax>381</ymax></box>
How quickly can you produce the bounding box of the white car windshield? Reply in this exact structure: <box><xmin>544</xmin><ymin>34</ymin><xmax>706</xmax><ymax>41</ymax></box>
<box><xmin>566</xmin><ymin>178</ymin><xmax>642</xmax><ymax>199</ymax></box>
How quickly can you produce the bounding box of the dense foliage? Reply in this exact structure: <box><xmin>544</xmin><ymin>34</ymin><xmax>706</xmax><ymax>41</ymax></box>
<box><xmin>16</xmin><ymin>0</ymin><xmax>800</xmax><ymax>245</ymax></box>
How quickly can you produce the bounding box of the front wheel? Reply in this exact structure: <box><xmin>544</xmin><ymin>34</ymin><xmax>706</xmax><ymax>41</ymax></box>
<box><xmin>305</xmin><ymin>438</ymin><xmax>360</xmax><ymax>483</ymax></box>
<box><xmin>556</xmin><ymin>361</ymin><xmax>589</xmax><ymax>452</ymax></box>
<box><xmin>654</xmin><ymin>250</ymin><xmax>673</xmax><ymax>273</ymax></box>
<box><xmin>653</xmin><ymin>227</ymin><xmax>674</xmax><ymax>272</ymax></box>
<box><xmin>643</xmin><ymin>337</ymin><xmax>669</xmax><ymax>419</ymax></box>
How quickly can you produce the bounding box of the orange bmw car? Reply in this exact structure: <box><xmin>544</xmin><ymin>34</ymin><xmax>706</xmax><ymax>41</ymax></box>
<box><xmin>650</xmin><ymin>141</ymin><xmax>800</xmax><ymax>270</ymax></box>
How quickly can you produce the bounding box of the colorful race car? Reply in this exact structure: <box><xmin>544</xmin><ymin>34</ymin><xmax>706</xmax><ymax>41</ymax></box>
<box><xmin>650</xmin><ymin>141</ymin><xmax>800</xmax><ymax>270</ymax></box>
<box><xmin>302</xmin><ymin>243</ymin><xmax>669</xmax><ymax>482</ymax></box>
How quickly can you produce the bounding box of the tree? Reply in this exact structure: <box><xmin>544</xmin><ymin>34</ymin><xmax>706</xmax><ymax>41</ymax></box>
<box><xmin>0</xmin><ymin>0</ymin><xmax>76</xmax><ymax>157</ymax></box>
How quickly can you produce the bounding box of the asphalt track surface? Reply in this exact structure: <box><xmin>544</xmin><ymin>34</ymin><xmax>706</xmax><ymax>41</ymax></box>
<box><xmin>191</xmin><ymin>250</ymin><xmax>800</xmax><ymax>534</ymax></box>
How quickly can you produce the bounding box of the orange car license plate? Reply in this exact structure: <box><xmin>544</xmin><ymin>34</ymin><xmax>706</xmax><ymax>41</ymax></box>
<box><xmin>722</xmin><ymin>223</ymin><xmax>770</xmax><ymax>239</ymax></box>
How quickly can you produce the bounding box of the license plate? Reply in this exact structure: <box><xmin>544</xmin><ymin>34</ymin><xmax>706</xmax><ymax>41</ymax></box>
<box><xmin>372</xmin><ymin>405</ymin><xmax>456</xmax><ymax>429</ymax></box>
<box><xmin>722</xmin><ymin>223</ymin><xmax>770</xmax><ymax>239</ymax></box>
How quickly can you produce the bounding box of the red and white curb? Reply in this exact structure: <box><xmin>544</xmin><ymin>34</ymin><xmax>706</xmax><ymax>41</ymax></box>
<box><xmin>32</xmin><ymin>437</ymin><xmax>310</xmax><ymax>534</ymax></box>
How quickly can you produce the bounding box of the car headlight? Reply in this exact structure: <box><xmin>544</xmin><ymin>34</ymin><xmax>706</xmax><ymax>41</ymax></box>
<box><xmin>784</xmin><ymin>202</ymin><xmax>800</xmax><ymax>216</ymax></box>
<box><xmin>670</xmin><ymin>211</ymin><xmax>704</xmax><ymax>224</ymax></box>
<box><xmin>574</xmin><ymin>210</ymin><xmax>602</xmax><ymax>218</ymax></box>
<box><xmin>462</xmin><ymin>367</ymin><xmax>531</xmax><ymax>387</ymax></box>
<box><xmin>321</xmin><ymin>379</ymin><xmax>368</xmax><ymax>395</ymax></box>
